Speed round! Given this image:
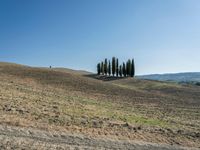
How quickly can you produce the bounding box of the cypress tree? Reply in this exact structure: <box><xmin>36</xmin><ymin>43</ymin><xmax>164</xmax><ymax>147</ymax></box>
<box><xmin>99</xmin><ymin>62</ymin><xmax>101</xmax><ymax>74</ymax></box>
<box><xmin>97</xmin><ymin>63</ymin><xmax>101</xmax><ymax>75</ymax></box>
<box><xmin>116</xmin><ymin>58</ymin><xmax>119</xmax><ymax>77</ymax></box>
<box><xmin>101</xmin><ymin>61</ymin><xmax>104</xmax><ymax>75</ymax></box>
<box><xmin>104</xmin><ymin>58</ymin><xmax>108</xmax><ymax>75</ymax></box>
<box><xmin>131</xmin><ymin>59</ymin><xmax>135</xmax><ymax>77</ymax></box>
<box><xmin>112</xmin><ymin>57</ymin><xmax>116</xmax><ymax>76</ymax></box>
<box><xmin>127</xmin><ymin>59</ymin><xmax>131</xmax><ymax>76</ymax></box>
<box><xmin>122</xmin><ymin>64</ymin><xmax>124</xmax><ymax>76</ymax></box>
<box><xmin>119</xmin><ymin>65</ymin><xmax>122</xmax><ymax>77</ymax></box>
<box><xmin>108</xmin><ymin>60</ymin><xmax>111</xmax><ymax>76</ymax></box>
<box><xmin>122</xmin><ymin>62</ymin><xmax>126</xmax><ymax>77</ymax></box>
<box><xmin>126</xmin><ymin>61</ymin><xmax>129</xmax><ymax>76</ymax></box>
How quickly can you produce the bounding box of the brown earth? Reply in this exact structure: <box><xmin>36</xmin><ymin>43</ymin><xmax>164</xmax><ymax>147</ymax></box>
<box><xmin>0</xmin><ymin>124</ymin><xmax>197</xmax><ymax>150</ymax></box>
<box><xmin>0</xmin><ymin>62</ymin><xmax>199</xmax><ymax>149</ymax></box>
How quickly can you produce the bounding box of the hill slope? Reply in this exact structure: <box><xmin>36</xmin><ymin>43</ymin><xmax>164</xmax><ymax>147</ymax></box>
<box><xmin>0</xmin><ymin>62</ymin><xmax>200</xmax><ymax>149</ymax></box>
<box><xmin>138</xmin><ymin>72</ymin><xmax>200</xmax><ymax>82</ymax></box>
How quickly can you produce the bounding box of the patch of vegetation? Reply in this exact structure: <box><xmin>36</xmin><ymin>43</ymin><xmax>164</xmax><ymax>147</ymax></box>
<box><xmin>97</xmin><ymin>57</ymin><xmax>135</xmax><ymax>77</ymax></box>
<box><xmin>58</xmin><ymin>95</ymin><xmax>171</xmax><ymax>128</ymax></box>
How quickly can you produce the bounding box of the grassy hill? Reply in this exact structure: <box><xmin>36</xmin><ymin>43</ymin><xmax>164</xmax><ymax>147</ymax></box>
<box><xmin>0</xmin><ymin>62</ymin><xmax>200</xmax><ymax>148</ymax></box>
<box><xmin>138</xmin><ymin>72</ymin><xmax>200</xmax><ymax>83</ymax></box>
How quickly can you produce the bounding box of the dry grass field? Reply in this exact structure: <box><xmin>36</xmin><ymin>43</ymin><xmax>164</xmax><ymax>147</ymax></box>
<box><xmin>0</xmin><ymin>62</ymin><xmax>199</xmax><ymax>149</ymax></box>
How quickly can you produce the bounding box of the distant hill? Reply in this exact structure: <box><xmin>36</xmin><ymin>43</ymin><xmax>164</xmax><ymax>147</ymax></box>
<box><xmin>138</xmin><ymin>72</ymin><xmax>200</xmax><ymax>83</ymax></box>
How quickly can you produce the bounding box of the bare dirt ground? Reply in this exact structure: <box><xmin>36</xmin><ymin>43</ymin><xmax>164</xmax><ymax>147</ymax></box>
<box><xmin>0</xmin><ymin>62</ymin><xmax>199</xmax><ymax>149</ymax></box>
<box><xmin>0</xmin><ymin>124</ymin><xmax>197</xmax><ymax>150</ymax></box>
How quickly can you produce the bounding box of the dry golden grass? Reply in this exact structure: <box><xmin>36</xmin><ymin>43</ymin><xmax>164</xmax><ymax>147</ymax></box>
<box><xmin>0</xmin><ymin>62</ymin><xmax>199</xmax><ymax>148</ymax></box>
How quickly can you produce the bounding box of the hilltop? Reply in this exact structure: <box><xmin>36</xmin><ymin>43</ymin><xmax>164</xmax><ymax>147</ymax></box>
<box><xmin>0</xmin><ymin>62</ymin><xmax>199</xmax><ymax>149</ymax></box>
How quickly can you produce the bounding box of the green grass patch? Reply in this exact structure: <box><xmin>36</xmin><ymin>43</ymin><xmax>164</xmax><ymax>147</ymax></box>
<box><xmin>60</xmin><ymin>95</ymin><xmax>170</xmax><ymax>128</ymax></box>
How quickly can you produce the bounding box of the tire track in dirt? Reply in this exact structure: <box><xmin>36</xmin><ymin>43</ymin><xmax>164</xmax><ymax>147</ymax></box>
<box><xmin>0</xmin><ymin>124</ymin><xmax>198</xmax><ymax>150</ymax></box>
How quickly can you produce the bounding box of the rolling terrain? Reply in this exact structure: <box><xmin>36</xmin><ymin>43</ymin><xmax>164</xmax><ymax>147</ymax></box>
<box><xmin>138</xmin><ymin>72</ymin><xmax>200</xmax><ymax>82</ymax></box>
<box><xmin>0</xmin><ymin>62</ymin><xmax>199</xmax><ymax>149</ymax></box>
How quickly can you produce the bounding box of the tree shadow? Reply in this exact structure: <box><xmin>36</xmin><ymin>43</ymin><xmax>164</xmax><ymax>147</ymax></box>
<box><xmin>84</xmin><ymin>74</ymin><xmax>128</xmax><ymax>81</ymax></box>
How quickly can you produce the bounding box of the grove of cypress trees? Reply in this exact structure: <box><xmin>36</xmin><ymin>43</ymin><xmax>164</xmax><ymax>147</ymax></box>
<box><xmin>97</xmin><ymin>57</ymin><xmax>135</xmax><ymax>77</ymax></box>
<box><xmin>116</xmin><ymin>58</ymin><xmax>119</xmax><ymax>77</ymax></box>
<box><xmin>97</xmin><ymin>63</ymin><xmax>101</xmax><ymax>75</ymax></box>
<box><xmin>108</xmin><ymin>60</ymin><xmax>111</xmax><ymax>76</ymax></box>
<box><xmin>131</xmin><ymin>59</ymin><xmax>135</xmax><ymax>77</ymax></box>
<box><xmin>104</xmin><ymin>58</ymin><xmax>108</xmax><ymax>75</ymax></box>
<box><xmin>112</xmin><ymin>57</ymin><xmax>116</xmax><ymax>76</ymax></box>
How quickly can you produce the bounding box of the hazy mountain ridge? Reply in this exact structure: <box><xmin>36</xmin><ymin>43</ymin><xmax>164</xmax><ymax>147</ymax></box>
<box><xmin>138</xmin><ymin>72</ymin><xmax>200</xmax><ymax>83</ymax></box>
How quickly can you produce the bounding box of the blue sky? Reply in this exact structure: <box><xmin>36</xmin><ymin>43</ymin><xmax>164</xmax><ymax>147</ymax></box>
<box><xmin>0</xmin><ymin>0</ymin><xmax>199</xmax><ymax>75</ymax></box>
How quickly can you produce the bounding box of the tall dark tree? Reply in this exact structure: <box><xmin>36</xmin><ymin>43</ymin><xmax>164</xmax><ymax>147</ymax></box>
<box><xmin>104</xmin><ymin>58</ymin><xmax>108</xmax><ymax>75</ymax></box>
<box><xmin>122</xmin><ymin>64</ymin><xmax>124</xmax><ymax>76</ymax></box>
<box><xmin>119</xmin><ymin>65</ymin><xmax>122</xmax><ymax>77</ymax></box>
<box><xmin>112</xmin><ymin>57</ymin><xmax>116</xmax><ymax>76</ymax></box>
<box><xmin>131</xmin><ymin>59</ymin><xmax>135</xmax><ymax>77</ymax></box>
<box><xmin>127</xmin><ymin>59</ymin><xmax>131</xmax><ymax>76</ymax></box>
<box><xmin>108</xmin><ymin>60</ymin><xmax>111</xmax><ymax>76</ymax></box>
<box><xmin>122</xmin><ymin>62</ymin><xmax>126</xmax><ymax>77</ymax></box>
<box><xmin>100</xmin><ymin>62</ymin><xmax>101</xmax><ymax>74</ymax></box>
<box><xmin>97</xmin><ymin>63</ymin><xmax>101</xmax><ymax>75</ymax></box>
<box><xmin>116</xmin><ymin>58</ymin><xmax>119</xmax><ymax>77</ymax></box>
<box><xmin>101</xmin><ymin>61</ymin><xmax>104</xmax><ymax>75</ymax></box>
<box><xmin>126</xmin><ymin>61</ymin><xmax>129</xmax><ymax>76</ymax></box>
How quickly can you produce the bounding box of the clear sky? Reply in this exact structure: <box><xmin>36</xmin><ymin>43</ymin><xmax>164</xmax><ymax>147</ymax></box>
<box><xmin>0</xmin><ymin>0</ymin><xmax>199</xmax><ymax>75</ymax></box>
